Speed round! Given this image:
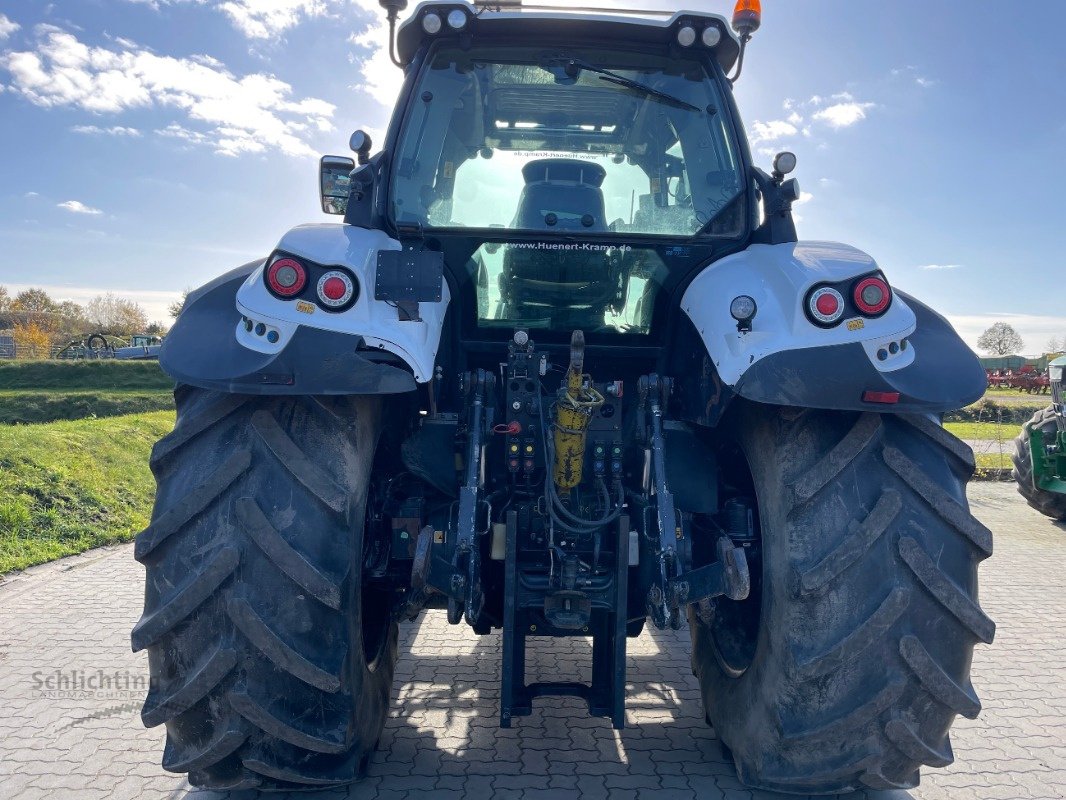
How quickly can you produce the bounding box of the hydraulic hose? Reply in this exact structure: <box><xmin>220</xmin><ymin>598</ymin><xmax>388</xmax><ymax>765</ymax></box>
<box><xmin>540</xmin><ymin>397</ymin><xmax>624</xmax><ymax>535</ymax></box>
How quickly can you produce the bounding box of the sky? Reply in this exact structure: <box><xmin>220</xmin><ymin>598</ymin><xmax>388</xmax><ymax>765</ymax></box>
<box><xmin>0</xmin><ymin>0</ymin><xmax>1063</xmax><ymax>353</ymax></box>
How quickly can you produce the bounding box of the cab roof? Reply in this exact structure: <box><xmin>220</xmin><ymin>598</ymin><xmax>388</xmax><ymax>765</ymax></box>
<box><xmin>396</xmin><ymin>2</ymin><xmax>741</xmax><ymax>73</ymax></box>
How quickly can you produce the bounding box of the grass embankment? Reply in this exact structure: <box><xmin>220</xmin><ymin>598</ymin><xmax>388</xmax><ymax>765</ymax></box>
<box><xmin>0</xmin><ymin>411</ymin><xmax>175</xmax><ymax>574</ymax></box>
<box><xmin>0</xmin><ymin>360</ymin><xmax>174</xmax><ymax>423</ymax></box>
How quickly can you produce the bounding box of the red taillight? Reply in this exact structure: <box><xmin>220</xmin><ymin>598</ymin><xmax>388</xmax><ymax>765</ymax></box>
<box><xmin>807</xmin><ymin>286</ymin><xmax>845</xmax><ymax>325</ymax></box>
<box><xmin>267</xmin><ymin>258</ymin><xmax>306</xmax><ymax>298</ymax></box>
<box><xmin>853</xmin><ymin>276</ymin><xmax>891</xmax><ymax>316</ymax></box>
<box><xmin>316</xmin><ymin>270</ymin><xmax>355</xmax><ymax>309</ymax></box>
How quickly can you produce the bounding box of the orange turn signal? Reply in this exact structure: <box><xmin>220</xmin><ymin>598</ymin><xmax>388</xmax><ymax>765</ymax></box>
<box><xmin>732</xmin><ymin>0</ymin><xmax>762</xmax><ymax>35</ymax></box>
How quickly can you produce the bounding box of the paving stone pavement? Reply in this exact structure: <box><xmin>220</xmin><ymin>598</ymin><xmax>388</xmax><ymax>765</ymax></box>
<box><xmin>0</xmin><ymin>482</ymin><xmax>1063</xmax><ymax>800</ymax></box>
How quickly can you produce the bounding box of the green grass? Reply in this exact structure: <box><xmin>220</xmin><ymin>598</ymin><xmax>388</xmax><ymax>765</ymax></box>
<box><xmin>0</xmin><ymin>411</ymin><xmax>174</xmax><ymax>574</ymax></box>
<box><xmin>0</xmin><ymin>390</ymin><xmax>174</xmax><ymax>424</ymax></box>
<box><xmin>944</xmin><ymin>421</ymin><xmax>1019</xmax><ymax>441</ymax></box>
<box><xmin>0</xmin><ymin>360</ymin><xmax>173</xmax><ymax>391</ymax></box>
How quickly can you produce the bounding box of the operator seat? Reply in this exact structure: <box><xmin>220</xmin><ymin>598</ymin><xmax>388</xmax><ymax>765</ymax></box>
<box><xmin>500</xmin><ymin>159</ymin><xmax>625</xmax><ymax>327</ymax></box>
<box><xmin>514</xmin><ymin>159</ymin><xmax>607</xmax><ymax>231</ymax></box>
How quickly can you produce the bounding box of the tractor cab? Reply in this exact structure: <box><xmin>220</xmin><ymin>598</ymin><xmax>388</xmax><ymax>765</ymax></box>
<box><xmin>329</xmin><ymin>2</ymin><xmax>792</xmax><ymax>342</ymax></box>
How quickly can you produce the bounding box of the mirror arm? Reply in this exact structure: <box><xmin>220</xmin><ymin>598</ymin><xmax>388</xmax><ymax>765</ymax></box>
<box><xmin>728</xmin><ymin>33</ymin><xmax>752</xmax><ymax>86</ymax></box>
<box><xmin>751</xmin><ymin>167</ymin><xmax>798</xmax><ymax>245</ymax></box>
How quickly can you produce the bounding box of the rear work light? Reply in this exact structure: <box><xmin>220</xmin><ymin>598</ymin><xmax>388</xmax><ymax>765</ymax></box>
<box><xmin>266</xmin><ymin>258</ymin><xmax>307</xmax><ymax>298</ymax></box>
<box><xmin>807</xmin><ymin>286</ymin><xmax>845</xmax><ymax>326</ymax></box>
<box><xmin>853</xmin><ymin>276</ymin><xmax>892</xmax><ymax>316</ymax></box>
<box><xmin>316</xmin><ymin>270</ymin><xmax>356</xmax><ymax>310</ymax></box>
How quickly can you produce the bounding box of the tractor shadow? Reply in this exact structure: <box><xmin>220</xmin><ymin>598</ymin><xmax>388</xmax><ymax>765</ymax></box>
<box><xmin>180</xmin><ymin>611</ymin><xmax>915</xmax><ymax>800</ymax></box>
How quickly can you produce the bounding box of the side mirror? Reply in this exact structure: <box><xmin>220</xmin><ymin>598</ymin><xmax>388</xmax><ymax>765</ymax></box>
<box><xmin>320</xmin><ymin>155</ymin><xmax>355</xmax><ymax>215</ymax></box>
<box><xmin>350</xmin><ymin>130</ymin><xmax>373</xmax><ymax>166</ymax></box>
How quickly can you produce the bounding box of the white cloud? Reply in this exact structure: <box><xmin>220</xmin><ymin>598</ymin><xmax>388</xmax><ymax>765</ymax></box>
<box><xmin>72</xmin><ymin>124</ymin><xmax>142</xmax><ymax>136</ymax></box>
<box><xmin>117</xmin><ymin>0</ymin><xmax>405</xmax><ymax>106</ymax></box>
<box><xmin>892</xmin><ymin>65</ymin><xmax>936</xmax><ymax>88</ymax></box>
<box><xmin>346</xmin><ymin>1</ymin><xmax>408</xmax><ymax>107</ymax></box>
<box><xmin>749</xmin><ymin>119</ymin><xmax>798</xmax><ymax>146</ymax></box>
<box><xmin>58</xmin><ymin>200</ymin><xmax>103</xmax><ymax>215</ymax></box>
<box><xmin>795</xmin><ymin>191</ymin><xmax>814</xmax><ymax>205</ymax></box>
<box><xmin>0</xmin><ymin>13</ymin><xmax>19</xmax><ymax>40</ymax></box>
<box><xmin>0</xmin><ymin>25</ymin><xmax>335</xmax><ymax>158</ymax></box>
<box><xmin>918</xmin><ymin>263</ymin><xmax>963</xmax><ymax>271</ymax></box>
<box><xmin>24</xmin><ymin>191</ymin><xmax>40</xmax><ymax>198</ymax></box>
<box><xmin>218</xmin><ymin>0</ymin><xmax>330</xmax><ymax>39</ymax></box>
<box><xmin>812</xmin><ymin>101</ymin><xmax>875</xmax><ymax>129</ymax></box>
<box><xmin>124</xmin><ymin>0</ymin><xmax>379</xmax><ymax>41</ymax></box>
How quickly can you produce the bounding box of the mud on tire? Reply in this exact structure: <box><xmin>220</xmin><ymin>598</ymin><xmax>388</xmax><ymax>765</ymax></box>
<box><xmin>132</xmin><ymin>386</ymin><xmax>398</xmax><ymax>791</ymax></box>
<box><xmin>691</xmin><ymin>404</ymin><xmax>994</xmax><ymax>793</ymax></box>
<box><xmin>1011</xmin><ymin>405</ymin><xmax>1066</xmax><ymax>521</ymax></box>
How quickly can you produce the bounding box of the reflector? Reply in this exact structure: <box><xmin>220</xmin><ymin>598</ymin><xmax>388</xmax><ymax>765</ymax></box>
<box><xmin>862</xmin><ymin>390</ymin><xmax>901</xmax><ymax>404</ymax></box>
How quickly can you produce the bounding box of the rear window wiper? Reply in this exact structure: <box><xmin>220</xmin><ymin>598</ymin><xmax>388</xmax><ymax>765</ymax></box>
<box><xmin>551</xmin><ymin>57</ymin><xmax>701</xmax><ymax>113</ymax></box>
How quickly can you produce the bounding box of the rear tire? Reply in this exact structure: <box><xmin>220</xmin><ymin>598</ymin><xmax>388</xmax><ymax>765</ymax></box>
<box><xmin>133</xmin><ymin>387</ymin><xmax>398</xmax><ymax>791</ymax></box>
<box><xmin>691</xmin><ymin>405</ymin><xmax>994</xmax><ymax>793</ymax></box>
<box><xmin>1011</xmin><ymin>406</ymin><xmax>1066</xmax><ymax>520</ymax></box>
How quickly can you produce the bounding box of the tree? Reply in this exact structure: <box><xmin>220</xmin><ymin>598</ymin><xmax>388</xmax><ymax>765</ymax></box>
<box><xmin>0</xmin><ymin>285</ymin><xmax>10</xmax><ymax>314</ymax></box>
<box><xmin>168</xmin><ymin>289</ymin><xmax>190</xmax><ymax>320</ymax></box>
<box><xmin>84</xmin><ymin>293</ymin><xmax>149</xmax><ymax>335</ymax></box>
<box><xmin>55</xmin><ymin>300</ymin><xmax>86</xmax><ymax>321</ymax></box>
<box><xmin>1048</xmin><ymin>336</ymin><xmax>1063</xmax><ymax>354</ymax></box>
<box><xmin>12</xmin><ymin>321</ymin><xmax>51</xmax><ymax>359</ymax></box>
<box><xmin>145</xmin><ymin>321</ymin><xmax>168</xmax><ymax>336</ymax></box>
<box><xmin>977</xmin><ymin>322</ymin><xmax>1024</xmax><ymax>356</ymax></box>
<box><xmin>12</xmin><ymin>288</ymin><xmax>57</xmax><ymax>313</ymax></box>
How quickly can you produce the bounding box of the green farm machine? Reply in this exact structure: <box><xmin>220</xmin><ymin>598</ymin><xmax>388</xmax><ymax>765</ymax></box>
<box><xmin>1013</xmin><ymin>356</ymin><xmax>1066</xmax><ymax>520</ymax></box>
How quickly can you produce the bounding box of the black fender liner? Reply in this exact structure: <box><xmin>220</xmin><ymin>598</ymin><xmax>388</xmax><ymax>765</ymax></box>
<box><xmin>732</xmin><ymin>291</ymin><xmax>986</xmax><ymax>413</ymax></box>
<box><xmin>161</xmin><ymin>259</ymin><xmax>417</xmax><ymax>396</ymax></box>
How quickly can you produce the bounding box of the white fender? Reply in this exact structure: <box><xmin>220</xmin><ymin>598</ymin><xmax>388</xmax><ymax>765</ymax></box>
<box><xmin>233</xmin><ymin>223</ymin><xmax>450</xmax><ymax>383</ymax></box>
<box><xmin>681</xmin><ymin>242</ymin><xmax>917</xmax><ymax>387</ymax></box>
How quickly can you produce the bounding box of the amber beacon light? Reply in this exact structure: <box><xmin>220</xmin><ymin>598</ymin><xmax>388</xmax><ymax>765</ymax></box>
<box><xmin>732</xmin><ymin>0</ymin><xmax>762</xmax><ymax>37</ymax></box>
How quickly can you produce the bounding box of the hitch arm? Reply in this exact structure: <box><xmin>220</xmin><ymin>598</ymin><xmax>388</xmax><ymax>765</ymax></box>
<box><xmin>668</xmin><ymin>535</ymin><xmax>750</xmax><ymax>608</ymax></box>
<box><xmin>640</xmin><ymin>374</ymin><xmax>684</xmax><ymax>630</ymax></box>
<box><xmin>448</xmin><ymin>369</ymin><xmax>494</xmax><ymax>625</ymax></box>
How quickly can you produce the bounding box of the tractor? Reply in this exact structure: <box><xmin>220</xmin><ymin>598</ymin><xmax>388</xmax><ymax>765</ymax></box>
<box><xmin>1013</xmin><ymin>355</ymin><xmax>1066</xmax><ymax>520</ymax></box>
<box><xmin>133</xmin><ymin>1</ymin><xmax>994</xmax><ymax>793</ymax></box>
<box><xmin>114</xmin><ymin>333</ymin><xmax>164</xmax><ymax>361</ymax></box>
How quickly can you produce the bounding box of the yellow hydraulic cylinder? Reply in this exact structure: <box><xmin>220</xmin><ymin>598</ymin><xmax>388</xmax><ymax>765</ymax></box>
<box><xmin>552</xmin><ymin>331</ymin><xmax>604</xmax><ymax>492</ymax></box>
